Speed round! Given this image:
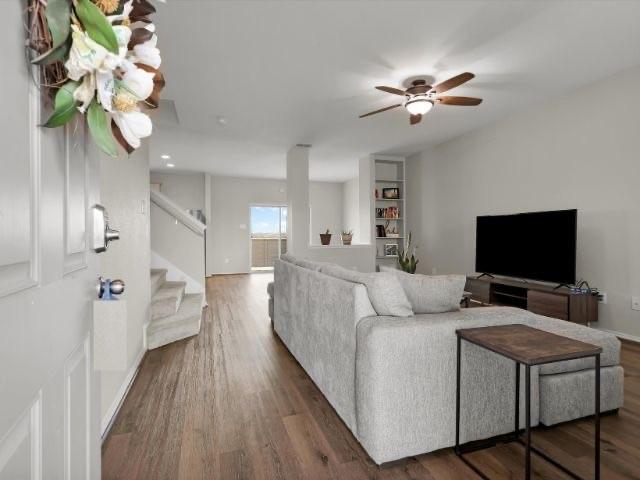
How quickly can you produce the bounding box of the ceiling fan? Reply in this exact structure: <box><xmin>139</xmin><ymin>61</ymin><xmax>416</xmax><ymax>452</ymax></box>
<box><xmin>360</xmin><ymin>72</ymin><xmax>482</xmax><ymax>125</ymax></box>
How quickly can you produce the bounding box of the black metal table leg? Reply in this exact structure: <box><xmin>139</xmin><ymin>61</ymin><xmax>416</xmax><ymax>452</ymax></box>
<box><xmin>525</xmin><ymin>365</ymin><xmax>531</xmax><ymax>480</ymax></box>
<box><xmin>595</xmin><ymin>354</ymin><xmax>600</xmax><ymax>480</ymax></box>
<box><xmin>455</xmin><ymin>335</ymin><xmax>461</xmax><ymax>454</ymax></box>
<box><xmin>515</xmin><ymin>362</ymin><xmax>520</xmax><ymax>438</ymax></box>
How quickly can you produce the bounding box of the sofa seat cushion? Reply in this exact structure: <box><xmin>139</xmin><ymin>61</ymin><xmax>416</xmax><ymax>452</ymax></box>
<box><xmin>380</xmin><ymin>267</ymin><xmax>466</xmax><ymax>314</ymax></box>
<box><xmin>320</xmin><ymin>265</ymin><xmax>413</xmax><ymax>317</ymax></box>
<box><xmin>539</xmin><ymin>366</ymin><xmax>624</xmax><ymax>425</ymax></box>
<box><xmin>528</xmin><ymin>315</ymin><xmax>621</xmax><ymax>375</ymax></box>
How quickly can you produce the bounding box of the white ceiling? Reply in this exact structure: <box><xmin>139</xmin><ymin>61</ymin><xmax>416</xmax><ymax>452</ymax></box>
<box><xmin>150</xmin><ymin>0</ymin><xmax>640</xmax><ymax>181</ymax></box>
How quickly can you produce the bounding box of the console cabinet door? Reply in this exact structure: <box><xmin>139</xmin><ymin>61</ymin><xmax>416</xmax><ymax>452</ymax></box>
<box><xmin>527</xmin><ymin>290</ymin><xmax>569</xmax><ymax>320</ymax></box>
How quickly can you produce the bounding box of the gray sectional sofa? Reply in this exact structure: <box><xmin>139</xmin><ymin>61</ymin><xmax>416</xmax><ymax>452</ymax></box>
<box><xmin>269</xmin><ymin>255</ymin><xmax>624</xmax><ymax>465</ymax></box>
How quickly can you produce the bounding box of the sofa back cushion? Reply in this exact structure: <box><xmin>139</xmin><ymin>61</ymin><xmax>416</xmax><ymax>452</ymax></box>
<box><xmin>281</xmin><ymin>253</ymin><xmax>325</xmax><ymax>271</ymax></box>
<box><xmin>320</xmin><ymin>265</ymin><xmax>413</xmax><ymax>317</ymax></box>
<box><xmin>380</xmin><ymin>266</ymin><xmax>465</xmax><ymax>314</ymax></box>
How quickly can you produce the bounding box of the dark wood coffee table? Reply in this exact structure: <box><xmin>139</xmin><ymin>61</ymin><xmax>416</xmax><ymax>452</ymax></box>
<box><xmin>455</xmin><ymin>324</ymin><xmax>602</xmax><ymax>480</ymax></box>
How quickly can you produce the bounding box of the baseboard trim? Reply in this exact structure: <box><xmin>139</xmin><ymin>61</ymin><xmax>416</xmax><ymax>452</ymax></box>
<box><xmin>206</xmin><ymin>272</ymin><xmax>251</xmax><ymax>277</ymax></box>
<box><xmin>595</xmin><ymin>327</ymin><xmax>640</xmax><ymax>344</ymax></box>
<box><xmin>100</xmin><ymin>347</ymin><xmax>146</xmax><ymax>441</ymax></box>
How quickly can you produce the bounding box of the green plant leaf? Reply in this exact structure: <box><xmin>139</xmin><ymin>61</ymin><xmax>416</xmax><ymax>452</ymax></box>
<box><xmin>87</xmin><ymin>99</ymin><xmax>118</xmax><ymax>157</ymax></box>
<box><xmin>75</xmin><ymin>0</ymin><xmax>119</xmax><ymax>54</ymax></box>
<box><xmin>43</xmin><ymin>80</ymin><xmax>80</xmax><ymax>128</ymax></box>
<box><xmin>46</xmin><ymin>0</ymin><xmax>71</xmax><ymax>50</ymax></box>
<box><xmin>31</xmin><ymin>38</ymin><xmax>71</xmax><ymax>65</ymax></box>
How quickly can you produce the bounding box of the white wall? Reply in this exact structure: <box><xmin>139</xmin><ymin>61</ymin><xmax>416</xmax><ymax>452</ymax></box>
<box><xmin>286</xmin><ymin>147</ymin><xmax>375</xmax><ymax>272</ymax></box>
<box><xmin>209</xmin><ymin>176</ymin><xmax>286</xmax><ymax>274</ymax></box>
<box><xmin>149</xmin><ymin>171</ymin><xmax>205</xmax><ymax>212</ymax></box>
<box><xmin>100</xmin><ymin>143</ymin><xmax>151</xmax><ymax>421</ymax></box>
<box><xmin>208</xmin><ymin>175</ymin><xmax>349</xmax><ymax>272</ymax></box>
<box><xmin>150</xmin><ymin>202</ymin><xmax>205</xmax><ymax>293</ymax></box>
<box><xmin>406</xmin><ymin>65</ymin><xmax>640</xmax><ymax>339</ymax></box>
<box><xmin>342</xmin><ymin>177</ymin><xmax>360</xmax><ymax>242</ymax></box>
<box><xmin>309</xmin><ymin>182</ymin><xmax>343</xmax><ymax>246</ymax></box>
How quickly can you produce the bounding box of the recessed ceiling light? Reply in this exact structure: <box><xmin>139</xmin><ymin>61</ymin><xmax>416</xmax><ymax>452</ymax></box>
<box><xmin>161</xmin><ymin>154</ymin><xmax>171</xmax><ymax>160</ymax></box>
<box><xmin>166</xmin><ymin>163</ymin><xmax>175</xmax><ymax>168</ymax></box>
<box><xmin>217</xmin><ymin>116</ymin><xmax>229</xmax><ymax>125</ymax></box>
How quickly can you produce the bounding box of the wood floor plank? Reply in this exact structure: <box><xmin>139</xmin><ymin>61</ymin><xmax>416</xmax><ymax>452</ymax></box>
<box><xmin>103</xmin><ymin>273</ymin><xmax>640</xmax><ymax>479</ymax></box>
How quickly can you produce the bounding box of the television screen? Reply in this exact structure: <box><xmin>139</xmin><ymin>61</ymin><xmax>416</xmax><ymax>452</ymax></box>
<box><xmin>475</xmin><ymin>209</ymin><xmax>577</xmax><ymax>285</ymax></box>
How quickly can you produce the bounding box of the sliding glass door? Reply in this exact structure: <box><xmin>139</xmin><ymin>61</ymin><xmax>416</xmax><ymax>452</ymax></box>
<box><xmin>250</xmin><ymin>205</ymin><xmax>287</xmax><ymax>271</ymax></box>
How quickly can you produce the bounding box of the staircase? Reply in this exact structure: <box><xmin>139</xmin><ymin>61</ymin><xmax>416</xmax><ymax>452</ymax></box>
<box><xmin>147</xmin><ymin>268</ymin><xmax>204</xmax><ymax>350</ymax></box>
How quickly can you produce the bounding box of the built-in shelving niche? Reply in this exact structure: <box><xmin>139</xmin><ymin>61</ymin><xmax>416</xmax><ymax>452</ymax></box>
<box><xmin>372</xmin><ymin>156</ymin><xmax>406</xmax><ymax>271</ymax></box>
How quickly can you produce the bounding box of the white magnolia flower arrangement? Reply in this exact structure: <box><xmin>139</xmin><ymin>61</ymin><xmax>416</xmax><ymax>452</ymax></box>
<box><xmin>28</xmin><ymin>0</ymin><xmax>165</xmax><ymax>156</ymax></box>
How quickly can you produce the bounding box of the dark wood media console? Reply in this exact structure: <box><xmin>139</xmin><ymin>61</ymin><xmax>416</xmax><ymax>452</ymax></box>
<box><xmin>465</xmin><ymin>276</ymin><xmax>598</xmax><ymax>325</ymax></box>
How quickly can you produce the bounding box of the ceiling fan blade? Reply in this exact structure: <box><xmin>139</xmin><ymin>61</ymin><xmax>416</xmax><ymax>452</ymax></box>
<box><xmin>437</xmin><ymin>96</ymin><xmax>483</xmax><ymax>106</ymax></box>
<box><xmin>375</xmin><ymin>86</ymin><xmax>407</xmax><ymax>96</ymax></box>
<box><xmin>359</xmin><ymin>104</ymin><xmax>402</xmax><ymax>118</ymax></box>
<box><xmin>432</xmin><ymin>72</ymin><xmax>475</xmax><ymax>94</ymax></box>
<box><xmin>410</xmin><ymin>114</ymin><xmax>422</xmax><ymax>125</ymax></box>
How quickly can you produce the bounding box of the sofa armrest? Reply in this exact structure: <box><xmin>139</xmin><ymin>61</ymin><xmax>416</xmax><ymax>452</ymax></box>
<box><xmin>274</xmin><ymin>259</ymin><xmax>375</xmax><ymax>430</ymax></box>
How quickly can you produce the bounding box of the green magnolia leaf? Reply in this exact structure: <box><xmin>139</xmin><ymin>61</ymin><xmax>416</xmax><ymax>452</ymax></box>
<box><xmin>87</xmin><ymin>100</ymin><xmax>118</xmax><ymax>157</ymax></box>
<box><xmin>75</xmin><ymin>0</ymin><xmax>119</xmax><ymax>54</ymax></box>
<box><xmin>46</xmin><ymin>0</ymin><xmax>71</xmax><ymax>50</ymax></box>
<box><xmin>31</xmin><ymin>38</ymin><xmax>71</xmax><ymax>65</ymax></box>
<box><xmin>43</xmin><ymin>80</ymin><xmax>80</xmax><ymax>128</ymax></box>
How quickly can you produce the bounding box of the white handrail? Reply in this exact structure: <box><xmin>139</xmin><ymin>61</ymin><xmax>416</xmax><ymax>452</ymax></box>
<box><xmin>150</xmin><ymin>189</ymin><xmax>206</xmax><ymax>236</ymax></box>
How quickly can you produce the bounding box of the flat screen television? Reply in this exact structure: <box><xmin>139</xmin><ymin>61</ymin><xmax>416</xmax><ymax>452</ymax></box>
<box><xmin>475</xmin><ymin>209</ymin><xmax>577</xmax><ymax>285</ymax></box>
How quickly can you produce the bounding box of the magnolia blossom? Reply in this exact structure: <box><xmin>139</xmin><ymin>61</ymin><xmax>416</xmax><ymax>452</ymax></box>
<box><xmin>110</xmin><ymin>65</ymin><xmax>155</xmax><ymax>149</ymax></box>
<box><xmin>66</xmin><ymin>25</ymin><xmax>133</xmax><ymax>112</ymax></box>
<box><xmin>106</xmin><ymin>0</ymin><xmax>134</xmax><ymax>24</ymax></box>
<box><xmin>129</xmin><ymin>34</ymin><xmax>162</xmax><ymax>69</ymax></box>
<box><xmin>63</xmin><ymin>1</ymin><xmax>163</xmax><ymax>152</ymax></box>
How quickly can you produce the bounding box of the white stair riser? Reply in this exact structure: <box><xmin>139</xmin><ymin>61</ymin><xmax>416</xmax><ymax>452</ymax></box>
<box><xmin>150</xmin><ymin>269</ymin><xmax>167</xmax><ymax>297</ymax></box>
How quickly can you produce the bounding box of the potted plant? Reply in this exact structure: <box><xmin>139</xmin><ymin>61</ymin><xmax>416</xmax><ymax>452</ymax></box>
<box><xmin>341</xmin><ymin>230</ymin><xmax>353</xmax><ymax>245</ymax></box>
<box><xmin>320</xmin><ymin>229</ymin><xmax>332</xmax><ymax>245</ymax></box>
<box><xmin>398</xmin><ymin>231</ymin><xmax>419</xmax><ymax>273</ymax></box>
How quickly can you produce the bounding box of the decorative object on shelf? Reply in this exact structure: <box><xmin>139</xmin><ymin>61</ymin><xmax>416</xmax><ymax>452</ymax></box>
<box><xmin>376</xmin><ymin>225</ymin><xmax>386</xmax><ymax>238</ymax></box>
<box><xmin>382</xmin><ymin>187</ymin><xmax>400</xmax><ymax>199</ymax></box>
<box><xmin>398</xmin><ymin>231</ymin><xmax>418</xmax><ymax>273</ymax></box>
<box><xmin>341</xmin><ymin>230</ymin><xmax>353</xmax><ymax>245</ymax></box>
<box><xmin>97</xmin><ymin>276</ymin><xmax>125</xmax><ymax>300</ymax></box>
<box><xmin>572</xmin><ymin>279</ymin><xmax>598</xmax><ymax>295</ymax></box>
<box><xmin>375</xmin><ymin>188</ymin><xmax>379</xmax><ymax>199</ymax></box>
<box><xmin>384</xmin><ymin>220</ymin><xmax>399</xmax><ymax>237</ymax></box>
<box><xmin>378</xmin><ymin>206</ymin><xmax>399</xmax><ymax>219</ymax></box>
<box><xmin>320</xmin><ymin>228</ymin><xmax>332</xmax><ymax>246</ymax></box>
<box><xmin>26</xmin><ymin>0</ymin><xmax>165</xmax><ymax>157</ymax></box>
<box><xmin>384</xmin><ymin>243</ymin><xmax>399</xmax><ymax>257</ymax></box>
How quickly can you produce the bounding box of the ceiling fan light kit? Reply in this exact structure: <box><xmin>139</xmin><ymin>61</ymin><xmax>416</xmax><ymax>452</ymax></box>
<box><xmin>405</xmin><ymin>97</ymin><xmax>433</xmax><ymax>115</ymax></box>
<box><xmin>360</xmin><ymin>72</ymin><xmax>482</xmax><ymax>125</ymax></box>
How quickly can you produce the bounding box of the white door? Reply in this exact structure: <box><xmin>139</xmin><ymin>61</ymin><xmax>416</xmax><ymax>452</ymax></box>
<box><xmin>0</xmin><ymin>2</ymin><xmax>101</xmax><ymax>478</ymax></box>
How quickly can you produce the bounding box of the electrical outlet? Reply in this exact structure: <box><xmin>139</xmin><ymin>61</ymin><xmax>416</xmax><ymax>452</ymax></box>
<box><xmin>632</xmin><ymin>296</ymin><xmax>640</xmax><ymax>311</ymax></box>
<box><xmin>224</xmin><ymin>258</ymin><xmax>230</xmax><ymax>264</ymax></box>
<box><xmin>597</xmin><ymin>292</ymin><xmax>608</xmax><ymax>304</ymax></box>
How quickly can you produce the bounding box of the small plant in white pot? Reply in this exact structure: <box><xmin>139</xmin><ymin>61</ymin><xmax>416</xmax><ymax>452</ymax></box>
<box><xmin>341</xmin><ymin>230</ymin><xmax>353</xmax><ymax>245</ymax></box>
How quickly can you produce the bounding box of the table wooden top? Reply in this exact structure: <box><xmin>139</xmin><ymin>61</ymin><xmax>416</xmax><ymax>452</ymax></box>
<box><xmin>456</xmin><ymin>324</ymin><xmax>602</xmax><ymax>366</ymax></box>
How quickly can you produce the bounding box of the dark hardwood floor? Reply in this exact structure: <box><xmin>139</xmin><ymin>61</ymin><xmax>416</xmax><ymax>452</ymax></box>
<box><xmin>102</xmin><ymin>273</ymin><xmax>640</xmax><ymax>479</ymax></box>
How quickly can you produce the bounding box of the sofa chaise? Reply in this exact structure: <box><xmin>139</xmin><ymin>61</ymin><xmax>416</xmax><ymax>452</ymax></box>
<box><xmin>268</xmin><ymin>255</ymin><xmax>624</xmax><ymax>465</ymax></box>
